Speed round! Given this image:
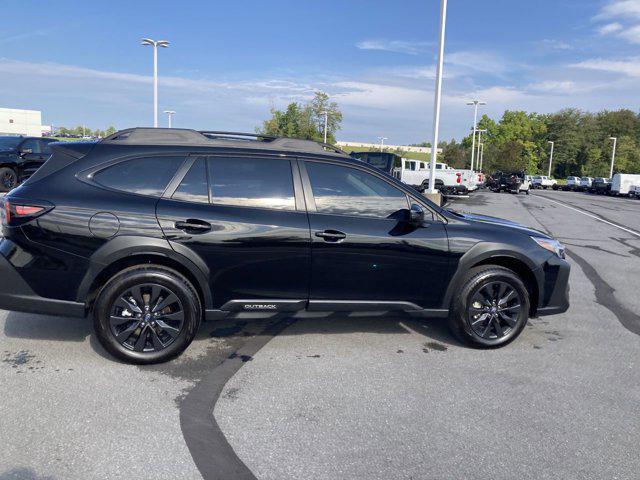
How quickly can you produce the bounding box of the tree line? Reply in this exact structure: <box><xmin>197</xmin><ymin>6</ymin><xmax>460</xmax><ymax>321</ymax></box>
<box><xmin>53</xmin><ymin>125</ymin><xmax>117</xmax><ymax>138</ymax></box>
<box><xmin>440</xmin><ymin>109</ymin><xmax>640</xmax><ymax>177</ymax></box>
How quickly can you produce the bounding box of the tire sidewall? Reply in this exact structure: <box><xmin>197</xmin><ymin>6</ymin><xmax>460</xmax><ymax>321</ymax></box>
<box><xmin>452</xmin><ymin>267</ymin><xmax>530</xmax><ymax>348</ymax></box>
<box><xmin>0</xmin><ymin>167</ymin><xmax>17</xmax><ymax>192</ymax></box>
<box><xmin>93</xmin><ymin>268</ymin><xmax>201</xmax><ymax>364</ymax></box>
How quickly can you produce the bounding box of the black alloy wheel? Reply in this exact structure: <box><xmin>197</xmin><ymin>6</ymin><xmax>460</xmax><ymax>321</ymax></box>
<box><xmin>467</xmin><ymin>281</ymin><xmax>522</xmax><ymax>340</ymax></box>
<box><xmin>93</xmin><ymin>265</ymin><xmax>201</xmax><ymax>364</ymax></box>
<box><xmin>0</xmin><ymin>167</ymin><xmax>17</xmax><ymax>192</ymax></box>
<box><xmin>109</xmin><ymin>283</ymin><xmax>185</xmax><ymax>352</ymax></box>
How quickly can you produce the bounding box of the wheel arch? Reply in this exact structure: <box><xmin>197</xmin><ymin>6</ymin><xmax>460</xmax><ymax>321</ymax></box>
<box><xmin>444</xmin><ymin>244</ymin><xmax>541</xmax><ymax>317</ymax></box>
<box><xmin>77</xmin><ymin>237</ymin><xmax>212</xmax><ymax>312</ymax></box>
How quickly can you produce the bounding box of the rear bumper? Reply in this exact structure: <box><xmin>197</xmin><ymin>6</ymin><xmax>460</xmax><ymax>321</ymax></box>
<box><xmin>536</xmin><ymin>255</ymin><xmax>570</xmax><ymax>316</ymax></box>
<box><xmin>0</xmin><ymin>244</ymin><xmax>85</xmax><ymax>318</ymax></box>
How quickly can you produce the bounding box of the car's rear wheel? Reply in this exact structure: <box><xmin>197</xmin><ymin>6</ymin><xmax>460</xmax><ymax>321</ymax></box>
<box><xmin>93</xmin><ymin>265</ymin><xmax>201</xmax><ymax>364</ymax></box>
<box><xmin>0</xmin><ymin>167</ymin><xmax>18</xmax><ymax>192</ymax></box>
<box><xmin>448</xmin><ymin>265</ymin><xmax>530</xmax><ymax>348</ymax></box>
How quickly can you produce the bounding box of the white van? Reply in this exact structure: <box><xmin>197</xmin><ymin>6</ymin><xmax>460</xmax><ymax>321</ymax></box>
<box><xmin>611</xmin><ymin>174</ymin><xmax>640</xmax><ymax>195</ymax></box>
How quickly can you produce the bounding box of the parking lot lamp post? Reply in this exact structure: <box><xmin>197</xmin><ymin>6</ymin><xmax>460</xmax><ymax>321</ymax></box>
<box><xmin>164</xmin><ymin>110</ymin><xmax>176</xmax><ymax>128</ymax></box>
<box><xmin>141</xmin><ymin>38</ymin><xmax>170</xmax><ymax>128</ymax></box>
<box><xmin>479</xmin><ymin>142</ymin><xmax>484</xmax><ymax>171</ymax></box>
<box><xmin>467</xmin><ymin>100</ymin><xmax>486</xmax><ymax>171</ymax></box>
<box><xmin>547</xmin><ymin>141</ymin><xmax>554</xmax><ymax>177</ymax></box>
<box><xmin>476</xmin><ymin>128</ymin><xmax>487</xmax><ymax>166</ymax></box>
<box><xmin>378</xmin><ymin>136</ymin><xmax>387</xmax><ymax>151</ymax></box>
<box><xmin>609</xmin><ymin>137</ymin><xmax>617</xmax><ymax>178</ymax></box>
<box><xmin>427</xmin><ymin>0</ymin><xmax>448</xmax><ymax>194</ymax></box>
<box><xmin>322</xmin><ymin>111</ymin><xmax>329</xmax><ymax>143</ymax></box>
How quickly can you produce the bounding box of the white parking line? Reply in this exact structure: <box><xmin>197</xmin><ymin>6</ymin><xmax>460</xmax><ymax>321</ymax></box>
<box><xmin>534</xmin><ymin>194</ymin><xmax>640</xmax><ymax>238</ymax></box>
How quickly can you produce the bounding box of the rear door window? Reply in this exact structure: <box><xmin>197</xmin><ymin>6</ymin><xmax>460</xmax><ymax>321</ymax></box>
<box><xmin>93</xmin><ymin>156</ymin><xmax>185</xmax><ymax>196</ymax></box>
<box><xmin>208</xmin><ymin>156</ymin><xmax>295</xmax><ymax>210</ymax></box>
<box><xmin>21</xmin><ymin>138</ymin><xmax>42</xmax><ymax>154</ymax></box>
<box><xmin>172</xmin><ymin>158</ymin><xmax>209</xmax><ymax>203</ymax></box>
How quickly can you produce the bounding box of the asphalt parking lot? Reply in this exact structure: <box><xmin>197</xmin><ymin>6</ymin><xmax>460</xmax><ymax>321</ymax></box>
<box><xmin>1</xmin><ymin>189</ymin><xmax>639</xmax><ymax>480</ymax></box>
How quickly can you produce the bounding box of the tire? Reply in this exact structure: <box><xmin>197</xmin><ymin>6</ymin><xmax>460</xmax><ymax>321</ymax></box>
<box><xmin>93</xmin><ymin>265</ymin><xmax>201</xmax><ymax>364</ymax></box>
<box><xmin>0</xmin><ymin>167</ymin><xmax>18</xmax><ymax>192</ymax></box>
<box><xmin>525</xmin><ymin>189</ymin><xmax>530</xmax><ymax>195</ymax></box>
<box><xmin>448</xmin><ymin>265</ymin><xmax>530</xmax><ymax>348</ymax></box>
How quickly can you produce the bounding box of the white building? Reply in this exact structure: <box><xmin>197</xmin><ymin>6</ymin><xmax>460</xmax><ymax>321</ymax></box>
<box><xmin>336</xmin><ymin>141</ymin><xmax>440</xmax><ymax>154</ymax></box>
<box><xmin>0</xmin><ymin>108</ymin><xmax>45</xmax><ymax>137</ymax></box>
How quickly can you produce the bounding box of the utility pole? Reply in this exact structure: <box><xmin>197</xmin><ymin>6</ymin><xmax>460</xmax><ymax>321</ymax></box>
<box><xmin>479</xmin><ymin>143</ymin><xmax>485</xmax><ymax>171</ymax></box>
<box><xmin>322</xmin><ymin>111</ymin><xmax>329</xmax><ymax>143</ymax></box>
<box><xmin>609</xmin><ymin>137</ymin><xmax>617</xmax><ymax>179</ymax></box>
<box><xmin>476</xmin><ymin>128</ymin><xmax>487</xmax><ymax>167</ymax></box>
<box><xmin>378</xmin><ymin>136</ymin><xmax>387</xmax><ymax>151</ymax></box>
<box><xmin>427</xmin><ymin>0</ymin><xmax>448</xmax><ymax>195</ymax></box>
<box><xmin>548</xmin><ymin>141</ymin><xmax>555</xmax><ymax>177</ymax></box>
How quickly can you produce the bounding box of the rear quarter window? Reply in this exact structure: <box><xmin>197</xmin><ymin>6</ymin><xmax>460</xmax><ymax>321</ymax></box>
<box><xmin>93</xmin><ymin>156</ymin><xmax>185</xmax><ymax>196</ymax></box>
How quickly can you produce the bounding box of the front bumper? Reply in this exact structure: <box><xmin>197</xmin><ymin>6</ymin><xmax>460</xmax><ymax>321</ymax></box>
<box><xmin>0</xmin><ymin>242</ymin><xmax>85</xmax><ymax>318</ymax></box>
<box><xmin>535</xmin><ymin>255</ymin><xmax>570</xmax><ymax>316</ymax></box>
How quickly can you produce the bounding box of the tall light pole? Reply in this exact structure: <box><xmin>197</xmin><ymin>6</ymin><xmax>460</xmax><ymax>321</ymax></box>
<box><xmin>547</xmin><ymin>141</ymin><xmax>555</xmax><ymax>177</ymax></box>
<box><xmin>427</xmin><ymin>0</ymin><xmax>448</xmax><ymax>195</ymax></box>
<box><xmin>476</xmin><ymin>128</ymin><xmax>487</xmax><ymax>166</ymax></box>
<box><xmin>378</xmin><ymin>136</ymin><xmax>387</xmax><ymax>151</ymax></box>
<box><xmin>479</xmin><ymin>142</ymin><xmax>485</xmax><ymax>171</ymax></box>
<box><xmin>321</xmin><ymin>111</ymin><xmax>329</xmax><ymax>143</ymax></box>
<box><xmin>467</xmin><ymin>100</ymin><xmax>486</xmax><ymax>171</ymax></box>
<box><xmin>609</xmin><ymin>137</ymin><xmax>617</xmax><ymax>178</ymax></box>
<box><xmin>141</xmin><ymin>38</ymin><xmax>170</xmax><ymax>128</ymax></box>
<box><xmin>164</xmin><ymin>110</ymin><xmax>176</xmax><ymax>128</ymax></box>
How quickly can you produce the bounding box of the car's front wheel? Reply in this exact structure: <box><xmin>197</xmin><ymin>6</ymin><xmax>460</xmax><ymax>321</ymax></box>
<box><xmin>448</xmin><ymin>265</ymin><xmax>530</xmax><ymax>348</ymax></box>
<box><xmin>93</xmin><ymin>265</ymin><xmax>201</xmax><ymax>364</ymax></box>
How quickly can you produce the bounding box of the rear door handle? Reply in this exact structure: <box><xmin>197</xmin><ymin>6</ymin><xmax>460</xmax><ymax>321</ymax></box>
<box><xmin>175</xmin><ymin>220</ymin><xmax>211</xmax><ymax>233</ymax></box>
<box><xmin>315</xmin><ymin>230</ymin><xmax>347</xmax><ymax>242</ymax></box>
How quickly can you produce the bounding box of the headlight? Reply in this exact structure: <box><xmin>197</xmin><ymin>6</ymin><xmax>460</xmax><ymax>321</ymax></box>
<box><xmin>531</xmin><ymin>236</ymin><xmax>565</xmax><ymax>259</ymax></box>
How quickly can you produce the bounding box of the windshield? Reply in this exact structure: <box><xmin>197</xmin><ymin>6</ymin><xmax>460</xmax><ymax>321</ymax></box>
<box><xmin>0</xmin><ymin>137</ymin><xmax>22</xmax><ymax>151</ymax></box>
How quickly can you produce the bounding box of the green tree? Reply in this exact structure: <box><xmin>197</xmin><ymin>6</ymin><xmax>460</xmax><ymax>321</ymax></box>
<box><xmin>258</xmin><ymin>92</ymin><xmax>342</xmax><ymax>144</ymax></box>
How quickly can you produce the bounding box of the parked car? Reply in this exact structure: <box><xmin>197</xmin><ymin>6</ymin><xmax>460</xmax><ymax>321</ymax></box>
<box><xmin>531</xmin><ymin>175</ymin><xmax>557</xmax><ymax>189</ymax></box>
<box><xmin>588</xmin><ymin>177</ymin><xmax>611</xmax><ymax>194</ymax></box>
<box><xmin>611</xmin><ymin>173</ymin><xmax>640</xmax><ymax>196</ymax></box>
<box><xmin>629</xmin><ymin>185</ymin><xmax>640</xmax><ymax>199</ymax></box>
<box><xmin>0</xmin><ymin>128</ymin><xmax>570</xmax><ymax>363</ymax></box>
<box><xmin>562</xmin><ymin>176</ymin><xmax>582</xmax><ymax>191</ymax></box>
<box><xmin>0</xmin><ymin>136</ymin><xmax>59</xmax><ymax>192</ymax></box>
<box><xmin>577</xmin><ymin>177</ymin><xmax>593</xmax><ymax>192</ymax></box>
<box><xmin>490</xmin><ymin>171</ymin><xmax>529</xmax><ymax>194</ymax></box>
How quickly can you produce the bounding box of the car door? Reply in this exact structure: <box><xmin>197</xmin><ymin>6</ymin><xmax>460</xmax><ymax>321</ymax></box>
<box><xmin>156</xmin><ymin>155</ymin><xmax>311</xmax><ymax>310</ymax></box>
<box><xmin>300</xmin><ymin>159</ymin><xmax>450</xmax><ymax>310</ymax></box>
<box><xmin>17</xmin><ymin>138</ymin><xmax>47</xmax><ymax>177</ymax></box>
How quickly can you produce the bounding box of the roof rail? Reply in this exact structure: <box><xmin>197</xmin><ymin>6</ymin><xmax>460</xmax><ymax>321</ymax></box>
<box><xmin>101</xmin><ymin>127</ymin><xmax>349</xmax><ymax>157</ymax></box>
<box><xmin>199</xmin><ymin>131</ymin><xmax>277</xmax><ymax>141</ymax></box>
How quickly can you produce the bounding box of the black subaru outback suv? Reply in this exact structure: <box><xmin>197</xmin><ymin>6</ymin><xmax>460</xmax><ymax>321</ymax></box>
<box><xmin>0</xmin><ymin>136</ymin><xmax>59</xmax><ymax>191</ymax></box>
<box><xmin>0</xmin><ymin>128</ymin><xmax>569</xmax><ymax>363</ymax></box>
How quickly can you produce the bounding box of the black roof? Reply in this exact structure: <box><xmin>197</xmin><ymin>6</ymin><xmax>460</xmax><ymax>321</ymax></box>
<box><xmin>101</xmin><ymin>128</ymin><xmax>349</xmax><ymax>157</ymax></box>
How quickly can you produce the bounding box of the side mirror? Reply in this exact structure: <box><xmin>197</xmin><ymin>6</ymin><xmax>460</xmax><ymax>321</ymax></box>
<box><xmin>409</xmin><ymin>203</ymin><xmax>425</xmax><ymax>225</ymax></box>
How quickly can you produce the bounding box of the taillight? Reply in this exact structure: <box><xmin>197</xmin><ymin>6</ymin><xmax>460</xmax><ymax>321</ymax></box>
<box><xmin>2</xmin><ymin>199</ymin><xmax>51</xmax><ymax>226</ymax></box>
<box><xmin>456</xmin><ymin>173</ymin><xmax>462</xmax><ymax>184</ymax></box>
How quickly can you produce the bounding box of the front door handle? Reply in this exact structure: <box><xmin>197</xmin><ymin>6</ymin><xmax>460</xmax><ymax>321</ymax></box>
<box><xmin>315</xmin><ymin>230</ymin><xmax>347</xmax><ymax>242</ymax></box>
<box><xmin>175</xmin><ymin>219</ymin><xmax>211</xmax><ymax>233</ymax></box>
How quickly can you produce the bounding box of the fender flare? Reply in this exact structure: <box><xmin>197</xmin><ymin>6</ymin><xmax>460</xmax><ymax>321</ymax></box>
<box><xmin>441</xmin><ymin>241</ymin><xmax>542</xmax><ymax>310</ymax></box>
<box><xmin>76</xmin><ymin>236</ymin><xmax>212</xmax><ymax>308</ymax></box>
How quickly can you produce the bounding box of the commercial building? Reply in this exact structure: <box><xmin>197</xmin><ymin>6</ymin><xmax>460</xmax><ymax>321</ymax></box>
<box><xmin>0</xmin><ymin>108</ymin><xmax>45</xmax><ymax>137</ymax></box>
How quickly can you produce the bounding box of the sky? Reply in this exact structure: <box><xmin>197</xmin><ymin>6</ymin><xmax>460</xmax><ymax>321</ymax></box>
<box><xmin>1</xmin><ymin>0</ymin><xmax>639</xmax><ymax>144</ymax></box>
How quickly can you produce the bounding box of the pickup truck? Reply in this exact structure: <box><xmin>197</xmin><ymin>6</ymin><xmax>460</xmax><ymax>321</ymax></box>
<box><xmin>562</xmin><ymin>176</ymin><xmax>582</xmax><ymax>191</ymax></box>
<box><xmin>531</xmin><ymin>175</ymin><xmax>558</xmax><ymax>189</ymax></box>
<box><xmin>577</xmin><ymin>177</ymin><xmax>593</xmax><ymax>191</ymax></box>
<box><xmin>489</xmin><ymin>171</ymin><xmax>530</xmax><ymax>194</ymax></box>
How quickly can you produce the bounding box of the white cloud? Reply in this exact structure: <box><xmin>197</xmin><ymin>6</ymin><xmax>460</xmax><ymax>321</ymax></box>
<box><xmin>594</xmin><ymin>0</ymin><xmax>640</xmax><ymax>20</ymax></box>
<box><xmin>355</xmin><ymin>39</ymin><xmax>431</xmax><ymax>55</ymax></box>
<box><xmin>538</xmin><ymin>39</ymin><xmax>573</xmax><ymax>51</ymax></box>
<box><xmin>571</xmin><ymin>57</ymin><xmax>640</xmax><ymax>78</ymax></box>
<box><xmin>527</xmin><ymin>80</ymin><xmax>577</xmax><ymax>93</ymax></box>
<box><xmin>619</xmin><ymin>24</ymin><xmax>640</xmax><ymax>42</ymax></box>
<box><xmin>598</xmin><ymin>22</ymin><xmax>623</xmax><ymax>35</ymax></box>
